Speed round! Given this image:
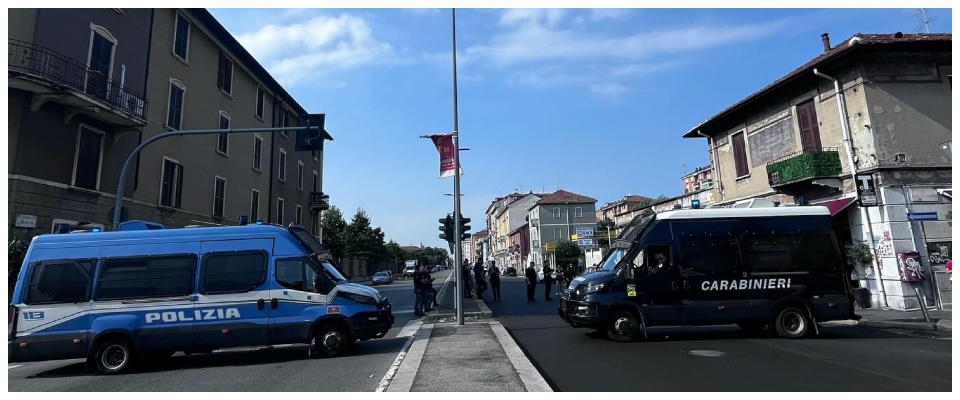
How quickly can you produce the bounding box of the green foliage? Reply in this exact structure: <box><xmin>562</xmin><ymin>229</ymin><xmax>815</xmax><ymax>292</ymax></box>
<box><xmin>554</xmin><ymin>240</ymin><xmax>582</xmax><ymax>267</ymax></box>
<box><xmin>9</xmin><ymin>233</ymin><xmax>31</xmax><ymax>289</ymax></box>
<box><xmin>845</xmin><ymin>241</ymin><xmax>875</xmax><ymax>265</ymax></box>
<box><xmin>633</xmin><ymin>195</ymin><xmax>670</xmax><ymax>210</ymax></box>
<box><xmin>766</xmin><ymin>150</ymin><xmax>841</xmax><ymax>186</ymax></box>
<box><xmin>321</xmin><ymin>206</ymin><xmax>348</xmax><ymax>258</ymax></box>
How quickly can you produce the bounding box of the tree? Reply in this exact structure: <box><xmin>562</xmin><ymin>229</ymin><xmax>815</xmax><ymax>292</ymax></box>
<box><xmin>385</xmin><ymin>241</ymin><xmax>407</xmax><ymax>262</ymax></box>
<box><xmin>554</xmin><ymin>240</ymin><xmax>582</xmax><ymax>269</ymax></box>
<box><xmin>633</xmin><ymin>195</ymin><xmax>671</xmax><ymax>210</ymax></box>
<box><xmin>345</xmin><ymin>208</ymin><xmax>377</xmax><ymax>259</ymax></box>
<box><xmin>321</xmin><ymin>206</ymin><xmax>348</xmax><ymax>259</ymax></box>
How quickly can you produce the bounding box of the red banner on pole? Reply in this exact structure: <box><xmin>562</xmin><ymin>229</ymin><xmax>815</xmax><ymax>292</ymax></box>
<box><xmin>428</xmin><ymin>133</ymin><xmax>460</xmax><ymax>179</ymax></box>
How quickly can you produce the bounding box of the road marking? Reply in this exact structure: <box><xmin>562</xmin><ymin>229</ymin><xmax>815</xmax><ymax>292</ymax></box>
<box><xmin>689</xmin><ymin>350</ymin><xmax>726</xmax><ymax>357</ymax></box>
<box><xmin>9</xmin><ymin>364</ymin><xmax>22</xmax><ymax>369</ymax></box>
<box><xmin>376</xmin><ymin>320</ymin><xmax>426</xmax><ymax>392</ymax></box>
<box><xmin>490</xmin><ymin>320</ymin><xmax>553</xmax><ymax>392</ymax></box>
<box><xmin>395</xmin><ymin>319</ymin><xmax>422</xmax><ymax>338</ymax></box>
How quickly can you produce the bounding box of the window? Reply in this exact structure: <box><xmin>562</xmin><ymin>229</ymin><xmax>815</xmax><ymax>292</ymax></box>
<box><xmin>217</xmin><ymin>111</ymin><xmax>230</xmax><ymax>154</ymax></box>
<box><xmin>86</xmin><ymin>25</ymin><xmax>116</xmax><ymax>99</ymax></box>
<box><xmin>173</xmin><ymin>11</ymin><xmax>190</xmax><ymax>61</ymax></box>
<box><xmin>276</xmin><ymin>259</ymin><xmax>320</xmax><ymax>293</ymax></box>
<box><xmin>252</xmin><ymin>134</ymin><xmax>263</xmax><ymax>171</ymax></box>
<box><xmin>296</xmin><ymin>205</ymin><xmax>303</xmax><ymax>226</ymax></box>
<box><xmin>575</xmin><ymin>207</ymin><xmax>583</xmax><ymax>218</ymax></box>
<box><xmin>297</xmin><ymin>161</ymin><xmax>304</xmax><ymax>190</ymax></box>
<box><xmin>553</xmin><ymin>207</ymin><xmax>561</xmax><ymax>218</ymax></box>
<box><xmin>250</xmin><ymin>189</ymin><xmax>260</xmax><ymax>220</ymax></box>
<box><xmin>793</xmin><ymin>233</ymin><xmax>841</xmax><ymax>272</ymax></box>
<box><xmin>278</xmin><ymin>148</ymin><xmax>287</xmax><ymax>182</ymax></box>
<box><xmin>279</xmin><ymin>109</ymin><xmax>288</xmax><ymax>137</ymax></box>
<box><xmin>25</xmin><ymin>260</ymin><xmax>94</xmax><ymax>304</ymax></box>
<box><xmin>743</xmin><ymin>234</ymin><xmax>797</xmax><ymax>272</ymax></box>
<box><xmin>159</xmin><ymin>158</ymin><xmax>183</xmax><ymax>208</ymax></box>
<box><xmin>277</xmin><ymin>198</ymin><xmax>285</xmax><ymax>225</ymax></box>
<box><xmin>166</xmin><ymin>79</ymin><xmax>185</xmax><ymax>130</ymax></box>
<box><xmin>680</xmin><ymin>236</ymin><xmax>741</xmax><ymax>273</ymax></box>
<box><xmin>95</xmin><ymin>255</ymin><xmax>196</xmax><ymax>300</ymax></box>
<box><xmin>73</xmin><ymin>125</ymin><xmax>104</xmax><ymax>190</ymax></box>
<box><xmin>201</xmin><ymin>252</ymin><xmax>266</xmax><ymax>294</ymax></box>
<box><xmin>217</xmin><ymin>52</ymin><xmax>233</xmax><ymax>94</ymax></box>
<box><xmin>213</xmin><ymin>176</ymin><xmax>226</xmax><ymax>218</ymax></box>
<box><xmin>255</xmin><ymin>85</ymin><xmax>265</xmax><ymax>119</ymax></box>
<box><xmin>732</xmin><ymin>131</ymin><xmax>749</xmax><ymax>178</ymax></box>
<box><xmin>554</xmin><ymin>228</ymin><xmax>562</xmax><ymax>240</ymax></box>
<box><xmin>313</xmin><ymin>171</ymin><xmax>318</xmax><ymax>192</ymax></box>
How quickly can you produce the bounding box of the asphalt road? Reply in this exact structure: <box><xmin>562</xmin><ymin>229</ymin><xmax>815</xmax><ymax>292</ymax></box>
<box><xmin>486</xmin><ymin>277</ymin><xmax>953</xmax><ymax>392</ymax></box>
<box><xmin>7</xmin><ymin>270</ymin><xmax>451</xmax><ymax>392</ymax></box>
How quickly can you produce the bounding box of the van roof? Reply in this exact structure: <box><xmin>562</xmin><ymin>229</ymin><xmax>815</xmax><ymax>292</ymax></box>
<box><xmin>31</xmin><ymin>224</ymin><xmax>290</xmax><ymax>245</ymax></box>
<box><xmin>657</xmin><ymin>206</ymin><xmax>830</xmax><ymax>220</ymax></box>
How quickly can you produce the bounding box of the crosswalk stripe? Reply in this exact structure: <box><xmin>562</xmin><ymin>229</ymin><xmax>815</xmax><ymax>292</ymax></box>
<box><xmin>396</xmin><ymin>319</ymin><xmax>423</xmax><ymax>338</ymax></box>
<box><xmin>9</xmin><ymin>365</ymin><xmax>22</xmax><ymax>369</ymax></box>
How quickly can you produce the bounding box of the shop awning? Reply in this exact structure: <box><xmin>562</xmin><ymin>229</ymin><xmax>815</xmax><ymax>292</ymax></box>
<box><xmin>938</xmin><ymin>189</ymin><xmax>952</xmax><ymax>200</ymax></box>
<box><xmin>813</xmin><ymin>196</ymin><xmax>857</xmax><ymax>216</ymax></box>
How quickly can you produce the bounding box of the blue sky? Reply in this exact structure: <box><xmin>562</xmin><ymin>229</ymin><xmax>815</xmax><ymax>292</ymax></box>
<box><xmin>208</xmin><ymin>7</ymin><xmax>952</xmax><ymax>247</ymax></box>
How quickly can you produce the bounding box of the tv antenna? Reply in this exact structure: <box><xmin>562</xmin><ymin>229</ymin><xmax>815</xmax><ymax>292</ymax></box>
<box><xmin>910</xmin><ymin>8</ymin><xmax>934</xmax><ymax>33</ymax></box>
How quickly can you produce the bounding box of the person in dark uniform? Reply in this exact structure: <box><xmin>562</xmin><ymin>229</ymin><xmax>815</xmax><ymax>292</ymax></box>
<box><xmin>488</xmin><ymin>261</ymin><xmax>501</xmax><ymax>302</ymax></box>
<box><xmin>473</xmin><ymin>259</ymin><xmax>487</xmax><ymax>300</ymax></box>
<box><xmin>525</xmin><ymin>261</ymin><xmax>537</xmax><ymax>301</ymax></box>
<box><xmin>563</xmin><ymin>264</ymin><xmax>575</xmax><ymax>288</ymax></box>
<box><xmin>412</xmin><ymin>265</ymin><xmax>426</xmax><ymax>317</ymax></box>
<box><xmin>462</xmin><ymin>259</ymin><xmax>473</xmax><ymax>298</ymax></box>
<box><xmin>543</xmin><ymin>262</ymin><xmax>554</xmax><ymax>301</ymax></box>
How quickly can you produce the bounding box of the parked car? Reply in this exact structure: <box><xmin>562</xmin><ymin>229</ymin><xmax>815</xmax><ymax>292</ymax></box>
<box><xmin>372</xmin><ymin>270</ymin><xmax>393</xmax><ymax>285</ymax></box>
<box><xmin>505</xmin><ymin>266</ymin><xmax>518</xmax><ymax>276</ymax></box>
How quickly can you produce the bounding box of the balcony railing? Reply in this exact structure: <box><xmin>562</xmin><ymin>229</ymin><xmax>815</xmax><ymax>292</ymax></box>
<box><xmin>8</xmin><ymin>39</ymin><xmax>147</xmax><ymax>120</ymax></box>
<box><xmin>766</xmin><ymin>147</ymin><xmax>841</xmax><ymax>187</ymax></box>
<box><xmin>310</xmin><ymin>192</ymin><xmax>330</xmax><ymax>211</ymax></box>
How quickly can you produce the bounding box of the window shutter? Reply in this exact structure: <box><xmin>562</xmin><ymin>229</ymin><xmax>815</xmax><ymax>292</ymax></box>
<box><xmin>176</xmin><ymin>165</ymin><xmax>184</xmax><ymax>208</ymax></box>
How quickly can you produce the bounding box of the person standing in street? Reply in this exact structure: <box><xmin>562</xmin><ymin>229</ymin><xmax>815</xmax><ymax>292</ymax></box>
<box><xmin>488</xmin><ymin>261</ymin><xmax>502</xmax><ymax>302</ymax></box>
<box><xmin>563</xmin><ymin>264</ymin><xmax>575</xmax><ymax>288</ymax></box>
<box><xmin>525</xmin><ymin>261</ymin><xmax>537</xmax><ymax>301</ymax></box>
<box><xmin>413</xmin><ymin>265</ymin><xmax>427</xmax><ymax>317</ymax></box>
<box><xmin>462</xmin><ymin>259</ymin><xmax>473</xmax><ymax>298</ymax></box>
<box><xmin>543</xmin><ymin>262</ymin><xmax>554</xmax><ymax>301</ymax></box>
<box><xmin>473</xmin><ymin>259</ymin><xmax>487</xmax><ymax>300</ymax></box>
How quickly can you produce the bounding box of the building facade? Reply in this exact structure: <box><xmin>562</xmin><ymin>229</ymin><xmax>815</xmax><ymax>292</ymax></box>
<box><xmin>682</xmin><ymin>165</ymin><xmax>713</xmax><ymax>194</ymax></box>
<box><xmin>526</xmin><ymin>189</ymin><xmax>598</xmax><ymax>269</ymax></box>
<box><xmin>8</xmin><ymin>8</ymin><xmax>331</xmax><ymax>239</ymax></box>
<box><xmin>682</xmin><ymin>32</ymin><xmax>952</xmax><ymax>310</ymax></box>
<box><xmin>508</xmin><ymin>222</ymin><xmax>530</xmax><ymax>269</ymax></box>
<box><xmin>596</xmin><ymin>194</ymin><xmax>651</xmax><ymax>224</ymax></box>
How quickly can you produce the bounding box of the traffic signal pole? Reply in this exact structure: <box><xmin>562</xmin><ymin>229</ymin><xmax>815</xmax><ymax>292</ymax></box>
<box><xmin>451</xmin><ymin>8</ymin><xmax>464</xmax><ymax>326</ymax></box>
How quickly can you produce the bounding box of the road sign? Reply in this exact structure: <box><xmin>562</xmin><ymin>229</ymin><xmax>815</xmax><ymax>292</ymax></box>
<box><xmin>907</xmin><ymin>212</ymin><xmax>938</xmax><ymax>221</ymax></box>
<box><xmin>855</xmin><ymin>174</ymin><xmax>879</xmax><ymax>207</ymax></box>
<box><xmin>545</xmin><ymin>242</ymin><xmax>556</xmax><ymax>253</ymax></box>
<box><xmin>571</xmin><ymin>234</ymin><xmax>578</xmax><ymax>241</ymax></box>
<box><xmin>576</xmin><ymin>227</ymin><xmax>594</xmax><ymax>237</ymax></box>
<box><xmin>577</xmin><ymin>238</ymin><xmax>594</xmax><ymax>247</ymax></box>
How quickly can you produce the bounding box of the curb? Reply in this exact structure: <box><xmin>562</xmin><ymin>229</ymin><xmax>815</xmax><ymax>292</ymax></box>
<box><xmin>822</xmin><ymin>319</ymin><xmax>950</xmax><ymax>332</ymax></box>
<box><xmin>375</xmin><ymin>319</ymin><xmax>424</xmax><ymax>392</ymax></box>
<box><xmin>382</xmin><ymin>322</ymin><xmax>434</xmax><ymax>392</ymax></box>
<box><xmin>489</xmin><ymin>320</ymin><xmax>553</xmax><ymax>392</ymax></box>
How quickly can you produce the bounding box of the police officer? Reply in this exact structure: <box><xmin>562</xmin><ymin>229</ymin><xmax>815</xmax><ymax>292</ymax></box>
<box><xmin>525</xmin><ymin>261</ymin><xmax>537</xmax><ymax>301</ymax></box>
<box><xmin>488</xmin><ymin>261</ymin><xmax>502</xmax><ymax>302</ymax></box>
<box><xmin>473</xmin><ymin>259</ymin><xmax>487</xmax><ymax>300</ymax></box>
<box><xmin>543</xmin><ymin>261</ymin><xmax>554</xmax><ymax>301</ymax></box>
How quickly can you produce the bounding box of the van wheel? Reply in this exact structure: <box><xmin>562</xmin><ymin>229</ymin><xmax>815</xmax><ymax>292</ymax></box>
<box><xmin>91</xmin><ymin>337</ymin><xmax>136</xmax><ymax>374</ymax></box>
<box><xmin>736</xmin><ymin>322</ymin><xmax>766</xmax><ymax>334</ymax></box>
<box><xmin>606</xmin><ymin>310</ymin><xmax>641</xmax><ymax>343</ymax></box>
<box><xmin>312</xmin><ymin>323</ymin><xmax>352</xmax><ymax>357</ymax></box>
<box><xmin>774</xmin><ymin>307</ymin><xmax>810</xmax><ymax>339</ymax></box>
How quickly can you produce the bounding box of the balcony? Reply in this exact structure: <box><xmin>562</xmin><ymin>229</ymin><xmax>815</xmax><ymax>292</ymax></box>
<box><xmin>8</xmin><ymin>39</ymin><xmax>148</xmax><ymax>127</ymax></box>
<box><xmin>310</xmin><ymin>192</ymin><xmax>330</xmax><ymax>211</ymax></box>
<box><xmin>766</xmin><ymin>147</ymin><xmax>842</xmax><ymax>188</ymax></box>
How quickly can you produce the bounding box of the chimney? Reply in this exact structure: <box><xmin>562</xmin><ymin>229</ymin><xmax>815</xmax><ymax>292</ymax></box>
<box><xmin>821</xmin><ymin>33</ymin><xmax>831</xmax><ymax>52</ymax></box>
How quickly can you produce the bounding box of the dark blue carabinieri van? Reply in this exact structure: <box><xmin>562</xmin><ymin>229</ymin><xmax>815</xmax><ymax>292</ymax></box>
<box><xmin>558</xmin><ymin>206</ymin><xmax>860</xmax><ymax>342</ymax></box>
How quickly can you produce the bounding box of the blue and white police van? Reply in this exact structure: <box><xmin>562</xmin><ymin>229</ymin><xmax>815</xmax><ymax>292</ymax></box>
<box><xmin>8</xmin><ymin>222</ymin><xmax>393</xmax><ymax>374</ymax></box>
<box><xmin>559</xmin><ymin>206</ymin><xmax>861</xmax><ymax>342</ymax></box>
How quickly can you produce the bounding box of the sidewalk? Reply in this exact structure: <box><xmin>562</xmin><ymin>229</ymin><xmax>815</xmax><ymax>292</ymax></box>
<box><xmin>378</xmin><ymin>275</ymin><xmax>552</xmax><ymax>392</ymax></box>
<box><xmin>825</xmin><ymin>307</ymin><xmax>952</xmax><ymax>332</ymax></box>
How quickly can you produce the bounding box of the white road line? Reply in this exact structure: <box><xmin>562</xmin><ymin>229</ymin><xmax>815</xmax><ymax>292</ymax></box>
<box><xmin>490</xmin><ymin>320</ymin><xmax>553</xmax><ymax>392</ymax></box>
<box><xmin>9</xmin><ymin>364</ymin><xmax>22</xmax><ymax>369</ymax></box>
<box><xmin>384</xmin><ymin>323</ymin><xmax>433</xmax><ymax>392</ymax></box>
<box><xmin>376</xmin><ymin>320</ymin><xmax>426</xmax><ymax>392</ymax></box>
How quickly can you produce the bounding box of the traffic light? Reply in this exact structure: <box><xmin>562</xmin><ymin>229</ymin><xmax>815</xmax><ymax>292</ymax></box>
<box><xmin>459</xmin><ymin>216</ymin><xmax>471</xmax><ymax>241</ymax></box>
<box><xmin>439</xmin><ymin>215</ymin><xmax>453</xmax><ymax>241</ymax></box>
<box><xmin>296</xmin><ymin>113</ymin><xmax>325</xmax><ymax>152</ymax></box>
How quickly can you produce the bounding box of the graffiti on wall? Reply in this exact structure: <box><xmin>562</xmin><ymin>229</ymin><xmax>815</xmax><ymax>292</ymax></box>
<box><xmin>926</xmin><ymin>241</ymin><xmax>951</xmax><ymax>266</ymax></box>
<box><xmin>876</xmin><ymin>228</ymin><xmax>895</xmax><ymax>258</ymax></box>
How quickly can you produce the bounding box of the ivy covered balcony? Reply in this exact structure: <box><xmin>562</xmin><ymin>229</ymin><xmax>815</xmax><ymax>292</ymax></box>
<box><xmin>766</xmin><ymin>147</ymin><xmax>842</xmax><ymax>187</ymax></box>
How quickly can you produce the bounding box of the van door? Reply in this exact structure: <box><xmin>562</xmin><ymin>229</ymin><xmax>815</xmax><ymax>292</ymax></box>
<box><xmin>677</xmin><ymin>233</ymin><xmax>751</xmax><ymax>324</ymax></box>
<box><xmin>194</xmin><ymin>240</ymin><xmax>273</xmax><ymax>350</ymax></box>
<box><xmin>269</xmin><ymin>257</ymin><xmax>332</xmax><ymax>345</ymax></box>
<box><xmin>624</xmin><ymin>243</ymin><xmax>682</xmax><ymax>325</ymax></box>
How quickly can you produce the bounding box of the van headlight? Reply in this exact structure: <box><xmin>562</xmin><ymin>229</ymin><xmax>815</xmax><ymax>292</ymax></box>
<box><xmin>584</xmin><ymin>281</ymin><xmax>610</xmax><ymax>295</ymax></box>
<box><xmin>340</xmin><ymin>292</ymin><xmax>378</xmax><ymax>305</ymax></box>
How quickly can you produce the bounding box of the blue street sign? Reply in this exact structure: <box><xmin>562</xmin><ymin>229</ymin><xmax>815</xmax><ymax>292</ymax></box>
<box><xmin>907</xmin><ymin>212</ymin><xmax>938</xmax><ymax>221</ymax></box>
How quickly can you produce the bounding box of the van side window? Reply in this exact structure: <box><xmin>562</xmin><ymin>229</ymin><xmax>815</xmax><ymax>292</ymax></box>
<box><xmin>96</xmin><ymin>255</ymin><xmax>195</xmax><ymax>300</ymax></box>
<box><xmin>646</xmin><ymin>245</ymin><xmax>671</xmax><ymax>275</ymax></box>
<box><xmin>794</xmin><ymin>233</ymin><xmax>841</xmax><ymax>272</ymax></box>
<box><xmin>26</xmin><ymin>260</ymin><xmax>94</xmax><ymax>305</ymax></box>
<box><xmin>742</xmin><ymin>234</ymin><xmax>797</xmax><ymax>272</ymax></box>
<box><xmin>202</xmin><ymin>252</ymin><xmax>267</xmax><ymax>294</ymax></box>
<box><xmin>679</xmin><ymin>236</ymin><xmax>741</xmax><ymax>273</ymax></box>
<box><xmin>276</xmin><ymin>259</ymin><xmax>317</xmax><ymax>292</ymax></box>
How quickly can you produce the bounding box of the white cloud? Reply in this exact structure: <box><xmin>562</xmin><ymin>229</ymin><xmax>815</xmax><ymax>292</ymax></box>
<box><xmin>233</xmin><ymin>13</ymin><xmax>402</xmax><ymax>86</ymax></box>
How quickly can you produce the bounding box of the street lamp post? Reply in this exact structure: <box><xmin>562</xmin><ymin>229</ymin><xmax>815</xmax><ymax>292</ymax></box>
<box><xmin>451</xmin><ymin>8</ymin><xmax>465</xmax><ymax>326</ymax></box>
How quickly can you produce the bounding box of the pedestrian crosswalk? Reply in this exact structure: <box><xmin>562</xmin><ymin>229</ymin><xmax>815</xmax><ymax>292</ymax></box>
<box><xmin>8</xmin><ymin>364</ymin><xmax>22</xmax><ymax>369</ymax></box>
<box><xmin>396</xmin><ymin>319</ymin><xmax>423</xmax><ymax>338</ymax></box>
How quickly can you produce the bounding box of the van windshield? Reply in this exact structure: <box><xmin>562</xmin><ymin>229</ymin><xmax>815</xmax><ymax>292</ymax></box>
<box><xmin>319</xmin><ymin>260</ymin><xmax>348</xmax><ymax>283</ymax></box>
<box><xmin>598</xmin><ymin>249</ymin><xmax>626</xmax><ymax>272</ymax></box>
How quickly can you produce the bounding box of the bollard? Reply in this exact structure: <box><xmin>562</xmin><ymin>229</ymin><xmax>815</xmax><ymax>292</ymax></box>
<box><xmin>913</xmin><ymin>287</ymin><xmax>931</xmax><ymax>323</ymax></box>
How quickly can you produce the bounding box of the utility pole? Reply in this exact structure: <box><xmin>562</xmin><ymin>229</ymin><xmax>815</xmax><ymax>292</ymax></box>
<box><xmin>451</xmin><ymin>7</ymin><xmax>464</xmax><ymax>325</ymax></box>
